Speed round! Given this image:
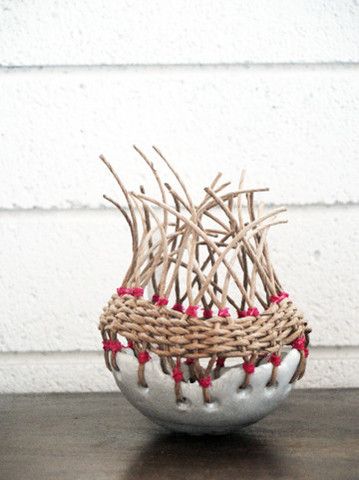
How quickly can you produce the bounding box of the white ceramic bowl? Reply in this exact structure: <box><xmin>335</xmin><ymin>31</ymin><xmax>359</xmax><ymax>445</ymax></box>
<box><xmin>111</xmin><ymin>348</ymin><xmax>300</xmax><ymax>434</ymax></box>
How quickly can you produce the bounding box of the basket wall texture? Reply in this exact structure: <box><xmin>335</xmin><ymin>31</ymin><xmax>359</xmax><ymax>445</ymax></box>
<box><xmin>99</xmin><ymin>146</ymin><xmax>311</xmax><ymax>413</ymax></box>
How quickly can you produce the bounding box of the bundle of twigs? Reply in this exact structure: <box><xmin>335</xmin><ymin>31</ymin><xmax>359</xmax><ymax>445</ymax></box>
<box><xmin>99</xmin><ymin>146</ymin><xmax>310</xmax><ymax>402</ymax></box>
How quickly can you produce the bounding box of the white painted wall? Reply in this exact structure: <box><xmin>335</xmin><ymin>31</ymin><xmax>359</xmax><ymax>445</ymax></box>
<box><xmin>1</xmin><ymin>0</ymin><xmax>358</xmax><ymax>392</ymax></box>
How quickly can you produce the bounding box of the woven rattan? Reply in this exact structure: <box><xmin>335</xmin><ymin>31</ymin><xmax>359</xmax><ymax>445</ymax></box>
<box><xmin>99</xmin><ymin>146</ymin><xmax>311</xmax><ymax>398</ymax></box>
<box><xmin>100</xmin><ymin>295</ymin><xmax>307</xmax><ymax>359</ymax></box>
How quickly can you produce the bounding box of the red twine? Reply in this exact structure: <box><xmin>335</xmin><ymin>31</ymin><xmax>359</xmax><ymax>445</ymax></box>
<box><xmin>269</xmin><ymin>291</ymin><xmax>289</xmax><ymax>304</ymax></box>
<box><xmin>117</xmin><ymin>286</ymin><xmax>131</xmax><ymax>296</ymax></box>
<box><xmin>292</xmin><ymin>335</ymin><xmax>306</xmax><ymax>351</ymax></box>
<box><xmin>185</xmin><ymin>358</ymin><xmax>194</xmax><ymax>366</ymax></box>
<box><xmin>156</xmin><ymin>296</ymin><xmax>169</xmax><ymax>306</ymax></box>
<box><xmin>127</xmin><ymin>340</ymin><xmax>134</xmax><ymax>350</ymax></box>
<box><xmin>152</xmin><ymin>294</ymin><xmax>159</xmax><ymax>303</ymax></box>
<box><xmin>132</xmin><ymin>287</ymin><xmax>144</xmax><ymax>297</ymax></box>
<box><xmin>117</xmin><ymin>286</ymin><xmax>144</xmax><ymax>297</ymax></box>
<box><xmin>172</xmin><ymin>365</ymin><xmax>184</xmax><ymax>383</ymax></box>
<box><xmin>137</xmin><ymin>351</ymin><xmax>151</xmax><ymax>364</ymax></box>
<box><xmin>270</xmin><ymin>353</ymin><xmax>282</xmax><ymax>367</ymax></box>
<box><xmin>243</xmin><ymin>362</ymin><xmax>255</xmax><ymax>374</ymax></box>
<box><xmin>172</xmin><ymin>303</ymin><xmax>184</xmax><ymax>313</ymax></box>
<box><xmin>304</xmin><ymin>347</ymin><xmax>309</xmax><ymax>358</ymax></box>
<box><xmin>218</xmin><ymin>307</ymin><xmax>230</xmax><ymax>318</ymax></box>
<box><xmin>237</xmin><ymin>308</ymin><xmax>260</xmax><ymax>318</ymax></box>
<box><xmin>109</xmin><ymin>340</ymin><xmax>123</xmax><ymax>353</ymax></box>
<box><xmin>203</xmin><ymin>308</ymin><xmax>213</xmax><ymax>319</ymax></box>
<box><xmin>102</xmin><ymin>340</ymin><xmax>123</xmax><ymax>353</ymax></box>
<box><xmin>199</xmin><ymin>376</ymin><xmax>212</xmax><ymax>388</ymax></box>
<box><xmin>185</xmin><ymin>305</ymin><xmax>200</xmax><ymax>317</ymax></box>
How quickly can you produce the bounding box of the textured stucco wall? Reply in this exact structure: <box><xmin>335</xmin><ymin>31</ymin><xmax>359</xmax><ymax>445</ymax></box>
<box><xmin>1</xmin><ymin>0</ymin><xmax>358</xmax><ymax>392</ymax></box>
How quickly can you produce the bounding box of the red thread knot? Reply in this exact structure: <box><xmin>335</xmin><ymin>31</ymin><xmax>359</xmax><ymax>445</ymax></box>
<box><xmin>185</xmin><ymin>358</ymin><xmax>194</xmax><ymax>366</ymax></box>
<box><xmin>304</xmin><ymin>347</ymin><xmax>309</xmax><ymax>358</ymax></box>
<box><xmin>172</xmin><ymin>303</ymin><xmax>184</xmax><ymax>313</ymax></box>
<box><xmin>243</xmin><ymin>362</ymin><xmax>255</xmax><ymax>374</ymax></box>
<box><xmin>138</xmin><ymin>351</ymin><xmax>151</xmax><ymax>364</ymax></box>
<box><xmin>291</xmin><ymin>335</ymin><xmax>306</xmax><ymax>351</ymax></box>
<box><xmin>218</xmin><ymin>307</ymin><xmax>230</xmax><ymax>318</ymax></box>
<box><xmin>270</xmin><ymin>354</ymin><xmax>282</xmax><ymax>367</ymax></box>
<box><xmin>127</xmin><ymin>340</ymin><xmax>134</xmax><ymax>350</ymax></box>
<box><xmin>102</xmin><ymin>340</ymin><xmax>111</xmax><ymax>351</ymax></box>
<box><xmin>109</xmin><ymin>340</ymin><xmax>123</xmax><ymax>353</ymax></box>
<box><xmin>132</xmin><ymin>287</ymin><xmax>144</xmax><ymax>297</ymax></box>
<box><xmin>237</xmin><ymin>308</ymin><xmax>260</xmax><ymax>318</ymax></box>
<box><xmin>172</xmin><ymin>365</ymin><xmax>184</xmax><ymax>383</ymax></box>
<box><xmin>152</xmin><ymin>294</ymin><xmax>159</xmax><ymax>303</ymax></box>
<box><xmin>269</xmin><ymin>291</ymin><xmax>289</xmax><ymax>304</ymax></box>
<box><xmin>156</xmin><ymin>296</ymin><xmax>169</xmax><ymax>306</ymax></box>
<box><xmin>199</xmin><ymin>376</ymin><xmax>212</xmax><ymax>388</ymax></box>
<box><xmin>185</xmin><ymin>305</ymin><xmax>199</xmax><ymax>317</ymax></box>
<box><xmin>216</xmin><ymin>357</ymin><xmax>225</xmax><ymax>368</ymax></box>
<box><xmin>203</xmin><ymin>308</ymin><xmax>213</xmax><ymax>319</ymax></box>
<box><xmin>117</xmin><ymin>286</ymin><xmax>131</xmax><ymax>296</ymax></box>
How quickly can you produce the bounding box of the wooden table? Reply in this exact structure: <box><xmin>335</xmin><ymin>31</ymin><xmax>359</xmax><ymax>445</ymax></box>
<box><xmin>0</xmin><ymin>389</ymin><xmax>357</xmax><ymax>480</ymax></box>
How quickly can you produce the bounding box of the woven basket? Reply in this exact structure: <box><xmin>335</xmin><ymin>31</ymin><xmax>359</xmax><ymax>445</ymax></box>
<box><xmin>99</xmin><ymin>146</ymin><xmax>311</xmax><ymax>431</ymax></box>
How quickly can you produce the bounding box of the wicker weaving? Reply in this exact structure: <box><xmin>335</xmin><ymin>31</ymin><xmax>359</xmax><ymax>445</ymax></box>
<box><xmin>99</xmin><ymin>146</ymin><xmax>311</xmax><ymax>406</ymax></box>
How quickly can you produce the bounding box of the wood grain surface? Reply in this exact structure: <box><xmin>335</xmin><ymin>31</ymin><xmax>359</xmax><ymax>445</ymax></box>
<box><xmin>0</xmin><ymin>389</ymin><xmax>357</xmax><ymax>480</ymax></box>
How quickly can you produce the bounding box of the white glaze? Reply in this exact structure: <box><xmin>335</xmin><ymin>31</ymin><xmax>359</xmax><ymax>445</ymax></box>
<box><xmin>111</xmin><ymin>349</ymin><xmax>300</xmax><ymax>434</ymax></box>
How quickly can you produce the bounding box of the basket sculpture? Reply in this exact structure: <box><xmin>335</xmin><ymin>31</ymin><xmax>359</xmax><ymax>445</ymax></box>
<box><xmin>99</xmin><ymin>146</ymin><xmax>311</xmax><ymax>434</ymax></box>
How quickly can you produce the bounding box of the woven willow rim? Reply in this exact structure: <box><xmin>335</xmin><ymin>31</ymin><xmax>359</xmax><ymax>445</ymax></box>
<box><xmin>98</xmin><ymin>146</ymin><xmax>311</xmax><ymax>396</ymax></box>
<box><xmin>100</xmin><ymin>295</ymin><xmax>309</xmax><ymax>359</ymax></box>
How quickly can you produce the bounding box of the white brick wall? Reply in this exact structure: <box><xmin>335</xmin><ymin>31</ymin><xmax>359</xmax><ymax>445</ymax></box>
<box><xmin>1</xmin><ymin>0</ymin><xmax>358</xmax><ymax>392</ymax></box>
